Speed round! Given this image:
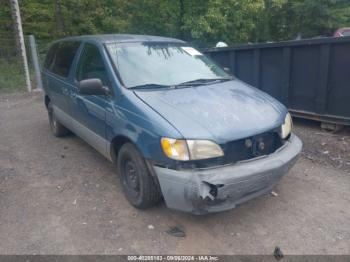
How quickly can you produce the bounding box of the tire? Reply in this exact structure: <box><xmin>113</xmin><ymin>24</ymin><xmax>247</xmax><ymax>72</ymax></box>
<box><xmin>47</xmin><ymin>101</ymin><xmax>70</xmax><ymax>137</ymax></box>
<box><xmin>117</xmin><ymin>143</ymin><xmax>161</xmax><ymax>209</ymax></box>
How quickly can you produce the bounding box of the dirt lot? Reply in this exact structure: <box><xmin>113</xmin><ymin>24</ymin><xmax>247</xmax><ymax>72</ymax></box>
<box><xmin>0</xmin><ymin>92</ymin><xmax>349</xmax><ymax>255</ymax></box>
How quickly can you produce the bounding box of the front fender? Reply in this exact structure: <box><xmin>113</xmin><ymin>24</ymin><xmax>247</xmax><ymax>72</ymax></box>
<box><xmin>106</xmin><ymin>91</ymin><xmax>182</xmax><ymax>164</ymax></box>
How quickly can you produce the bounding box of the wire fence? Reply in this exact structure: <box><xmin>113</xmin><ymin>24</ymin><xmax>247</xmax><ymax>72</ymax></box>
<box><xmin>0</xmin><ymin>34</ymin><xmax>26</xmax><ymax>92</ymax></box>
<box><xmin>0</xmin><ymin>0</ymin><xmax>52</xmax><ymax>93</ymax></box>
<box><xmin>0</xmin><ymin>33</ymin><xmax>52</xmax><ymax>92</ymax></box>
<box><xmin>0</xmin><ymin>0</ymin><xmax>28</xmax><ymax>92</ymax></box>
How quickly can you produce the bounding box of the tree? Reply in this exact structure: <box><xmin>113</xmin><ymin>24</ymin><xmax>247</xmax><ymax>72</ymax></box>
<box><xmin>1</xmin><ymin>0</ymin><xmax>350</xmax><ymax>46</ymax></box>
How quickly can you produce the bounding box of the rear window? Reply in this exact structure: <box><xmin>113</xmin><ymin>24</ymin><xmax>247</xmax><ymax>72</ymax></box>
<box><xmin>49</xmin><ymin>41</ymin><xmax>81</xmax><ymax>77</ymax></box>
<box><xmin>44</xmin><ymin>43</ymin><xmax>58</xmax><ymax>70</ymax></box>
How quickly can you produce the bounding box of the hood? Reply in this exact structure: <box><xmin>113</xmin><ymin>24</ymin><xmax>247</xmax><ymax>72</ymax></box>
<box><xmin>134</xmin><ymin>79</ymin><xmax>287</xmax><ymax>143</ymax></box>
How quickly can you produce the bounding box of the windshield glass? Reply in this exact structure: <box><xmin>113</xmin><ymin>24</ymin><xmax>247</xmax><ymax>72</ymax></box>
<box><xmin>106</xmin><ymin>42</ymin><xmax>229</xmax><ymax>88</ymax></box>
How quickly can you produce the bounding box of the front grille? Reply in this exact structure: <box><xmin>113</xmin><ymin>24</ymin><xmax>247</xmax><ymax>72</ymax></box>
<box><xmin>221</xmin><ymin>132</ymin><xmax>283</xmax><ymax>164</ymax></box>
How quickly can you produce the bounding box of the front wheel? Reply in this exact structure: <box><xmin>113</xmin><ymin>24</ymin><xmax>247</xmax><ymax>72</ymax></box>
<box><xmin>117</xmin><ymin>143</ymin><xmax>161</xmax><ymax>209</ymax></box>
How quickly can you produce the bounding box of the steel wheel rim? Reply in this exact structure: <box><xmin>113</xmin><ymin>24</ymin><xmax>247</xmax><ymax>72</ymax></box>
<box><xmin>123</xmin><ymin>158</ymin><xmax>140</xmax><ymax>198</ymax></box>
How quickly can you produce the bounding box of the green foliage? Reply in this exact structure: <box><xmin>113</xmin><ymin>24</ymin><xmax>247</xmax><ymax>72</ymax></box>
<box><xmin>1</xmin><ymin>0</ymin><xmax>350</xmax><ymax>46</ymax></box>
<box><xmin>1</xmin><ymin>0</ymin><xmax>348</xmax><ymax>92</ymax></box>
<box><xmin>181</xmin><ymin>0</ymin><xmax>265</xmax><ymax>45</ymax></box>
<box><xmin>287</xmin><ymin>0</ymin><xmax>350</xmax><ymax>38</ymax></box>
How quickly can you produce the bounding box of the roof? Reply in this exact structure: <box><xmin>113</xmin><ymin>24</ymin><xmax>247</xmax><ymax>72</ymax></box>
<box><xmin>56</xmin><ymin>34</ymin><xmax>185</xmax><ymax>44</ymax></box>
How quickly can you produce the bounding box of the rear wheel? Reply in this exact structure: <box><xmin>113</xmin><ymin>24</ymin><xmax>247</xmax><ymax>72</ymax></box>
<box><xmin>47</xmin><ymin>101</ymin><xmax>69</xmax><ymax>137</ymax></box>
<box><xmin>117</xmin><ymin>143</ymin><xmax>161</xmax><ymax>209</ymax></box>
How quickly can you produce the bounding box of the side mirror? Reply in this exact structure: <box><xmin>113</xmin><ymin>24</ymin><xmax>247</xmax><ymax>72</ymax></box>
<box><xmin>78</xmin><ymin>78</ymin><xmax>107</xmax><ymax>96</ymax></box>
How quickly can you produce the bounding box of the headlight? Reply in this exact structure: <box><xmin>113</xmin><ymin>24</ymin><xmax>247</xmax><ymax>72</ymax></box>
<box><xmin>161</xmin><ymin>138</ymin><xmax>189</xmax><ymax>161</ymax></box>
<box><xmin>161</xmin><ymin>138</ymin><xmax>224</xmax><ymax>161</ymax></box>
<box><xmin>281</xmin><ymin>112</ymin><xmax>292</xmax><ymax>139</ymax></box>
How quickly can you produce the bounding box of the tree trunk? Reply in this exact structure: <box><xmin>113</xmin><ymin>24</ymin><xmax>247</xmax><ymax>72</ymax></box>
<box><xmin>55</xmin><ymin>0</ymin><xmax>67</xmax><ymax>36</ymax></box>
<box><xmin>179</xmin><ymin>0</ymin><xmax>185</xmax><ymax>39</ymax></box>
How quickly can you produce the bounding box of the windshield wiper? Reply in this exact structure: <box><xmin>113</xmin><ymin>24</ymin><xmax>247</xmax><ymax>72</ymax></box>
<box><xmin>128</xmin><ymin>83</ymin><xmax>171</xmax><ymax>90</ymax></box>
<box><xmin>129</xmin><ymin>77</ymin><xmax>233</xmax><ymax>89</ymax></box>
<box><xmin>175</xmin><ymin>77</ymin><xmax>233</xmax><ymax>87</ymax></box>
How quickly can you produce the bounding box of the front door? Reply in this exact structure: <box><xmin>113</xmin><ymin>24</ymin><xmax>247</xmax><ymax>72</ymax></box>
<box><xmin>69</xmin><ymin>43</ymin><xmax>112</xmax><ymax>158</ymax></box>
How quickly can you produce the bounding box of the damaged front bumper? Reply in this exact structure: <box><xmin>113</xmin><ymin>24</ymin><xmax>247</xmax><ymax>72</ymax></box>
<box><xmin>153</xmin><ymin>134</ymin><xmax>302</xmax><ymax>214</ymax></box>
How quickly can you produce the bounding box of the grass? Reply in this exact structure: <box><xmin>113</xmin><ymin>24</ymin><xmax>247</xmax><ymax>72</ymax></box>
<box><xmin>0</xmin><ymin>58</ymin><xmax>26</xmax><ymax>93</ymax></box>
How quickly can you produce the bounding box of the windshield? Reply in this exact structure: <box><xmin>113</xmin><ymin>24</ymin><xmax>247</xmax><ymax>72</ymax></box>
<box><xmin>106</xmin><ymin>42</ymin><xmax>229</xmax><ymax>88</ymax></box>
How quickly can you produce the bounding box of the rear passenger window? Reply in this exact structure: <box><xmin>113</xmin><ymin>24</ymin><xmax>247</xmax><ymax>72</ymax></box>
<box><xmin>51</xmin><ymin>41</ymin><xmax>80</xmax><ymax>77</ymax></box>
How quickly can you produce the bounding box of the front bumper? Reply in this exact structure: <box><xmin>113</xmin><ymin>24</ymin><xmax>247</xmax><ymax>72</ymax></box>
<box><xmin>153</xmin><ymin>134</ymin><xmax>302</xmax><ymax>214</ymax></box>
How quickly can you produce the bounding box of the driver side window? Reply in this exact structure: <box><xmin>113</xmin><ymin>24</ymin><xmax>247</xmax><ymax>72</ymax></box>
<box><xmin>76</xmin><ymin>43</ymin><xmax>110</xmax><ymax>87</ymax></box>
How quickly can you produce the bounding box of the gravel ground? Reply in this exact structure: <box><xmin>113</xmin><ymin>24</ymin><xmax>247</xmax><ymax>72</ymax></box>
<box><xmin>0</xmin><ymin>92</ymin><xmax>349</xmax><ymax>255</ymax></box>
